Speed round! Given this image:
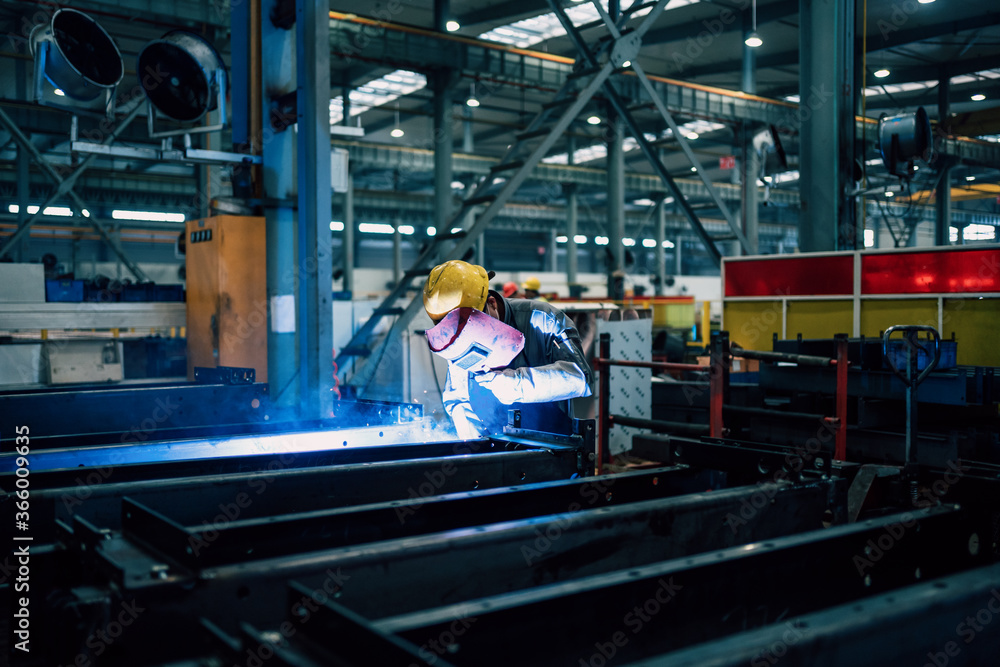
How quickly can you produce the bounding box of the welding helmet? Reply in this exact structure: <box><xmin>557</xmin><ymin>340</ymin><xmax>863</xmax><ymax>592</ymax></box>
<box><xmin>426</xmin><ymin>307</ymin><xmax>525</xmax><ymax>374</ymax></box>
<box><xmin>522</xmin><ymin>276</ymin><xmax>541</xmax><ymax>292</ymax></box>
<box><xmin>423</xmin><ymin>260</ymin><xmax>490</xmax><ymax>323</ymax></box>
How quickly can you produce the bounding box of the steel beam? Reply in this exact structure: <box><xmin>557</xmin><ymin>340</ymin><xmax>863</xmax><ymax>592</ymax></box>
<box><xmin>647</xmin><ymin>562</ymin><xmax>1000</xmax><ymax>666</ymax></box>
<box><xmin>378</xmin><ymin>506</ymin><xmax>985</xmax><ymax>666</ymax></box>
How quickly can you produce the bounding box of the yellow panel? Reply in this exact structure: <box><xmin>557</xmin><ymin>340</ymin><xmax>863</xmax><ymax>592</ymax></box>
<box><xmin>785</xmin><ymin>300</ymin><xmax>853</xmax><ymax>339</ymax></box>
<box><xmin>943</xmin><ymin>298</ymin><xmax>1000</xmax><ymax>366</ymax></box>
<box><xmin>724</xmin><ymin>301</ymin><xmax>782</xmax><ymax>351</ymax></box>
<box><xmin>860</xmin><ymin>300</ymin><xmax>938</xmax><ymax>338</ymax></box>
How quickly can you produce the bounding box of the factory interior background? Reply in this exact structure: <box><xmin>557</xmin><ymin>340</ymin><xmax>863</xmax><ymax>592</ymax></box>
<box><xmin>1</xmin><ymin>0</ymin><xmax>1000</xmax><ymax>664</ymax></box>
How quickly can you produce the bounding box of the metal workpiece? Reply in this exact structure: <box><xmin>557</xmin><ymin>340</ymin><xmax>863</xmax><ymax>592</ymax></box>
<box><xmin>117</xmin><ymin>466</ymin><xmax>696</xmax><ymax>570</ymax></box>
<box><xmin>378</xmin><ymin>506</ymin><xmax>985</xmax><ymax>666</ymax></box>
<box><xmin>634</xmin><ymin>561</ymin><xmax>1000</xmax><ymax>667</ymax></box>
<box><xmin>4</xmin><ymin>447</ymin><xmax>583</xmax><ymax>542</ymax></box>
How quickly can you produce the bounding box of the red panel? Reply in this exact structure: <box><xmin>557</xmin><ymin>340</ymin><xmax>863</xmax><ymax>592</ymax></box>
<box><xmin>725</xmin><ymin>256</ymin><xmax>854</xmax><ymax>297</ymax></box>
<box><xmin>862</xmin><ymin>249</ymin><xmax>1000</xmax><ymax>294</ymax></box>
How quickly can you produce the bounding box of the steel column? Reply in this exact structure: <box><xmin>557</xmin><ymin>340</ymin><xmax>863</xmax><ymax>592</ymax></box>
<box><xmin>936</xmin><ymin>73</ymin><xmax>952</xmax><ymax>247</ymax></box>
<box><xmin>798</xmin><ymin>0</ymin><xmax>856</xmax><ymax>251</ymax></box>
<box><xmin>262</xmin><ymin>0</ymin><xmax>298</xmax><ymax>408</ymax></box>
<box><xmin>656</xmin><ymin>193</ymin><xmax>667</xmax><ymax>295</ymax></box>
<box><xmin>432</xmin><ymin>71</ymin><xmax>455</xmax><ymax>234</ymax></box>
<box><xmin>15</xmin><ymin>143</ymin><xmax>28</xmax><ymax>262</ymax></box>
<box><xmin>740</xmin><ymin>30</ymin><xmax>759</xmax><ymax>258</ymax></box>
<box><xmin>343</xmin><ymin>168</ymin><xmax>355</xmax><ymax>292</ymax></box>
<box><xmin>566</xmin><ymin>135</ymin><xmax>578</xmax><ymax>286</ymax></box>
<box><xmin>295</xmin><ymin>0</ymin><xmax>334</xmax><ymax>418</ymax></box>
<box><xmin>607</xmin><ymin>110</ymin><xmax>625</xmax><ymax>299</ymax></box>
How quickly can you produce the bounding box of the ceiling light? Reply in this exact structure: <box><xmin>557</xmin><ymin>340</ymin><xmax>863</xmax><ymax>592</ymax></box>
<box><xmin>556</xmin><ymin>235</ymin><xmax>568</xmax><ymax>243</ymax></box>
<box><xmin>391</xmin><ymin>106</ymin><xmax>404</xmax><ymax>137</ymax></box>
<box><xmin>745</xmin><ymin>0</ymin><xmax>762</xmax><ymax>47</ymax></box>
<box><xmin>917</xmin><ymin>0</ymin><xmax>934</xmax><ymax>4</ymax></box>
<box><xmin>874</xmin><ymin>69</ymin><xmax>890</xmax><ymax>78</ymax></box>
<box><xmin>427</xmin><ymin>227</ymin><xmax>437</xmax><ymax>236</ymax></box>
<box><xmin>971</xmin><ymin>94</ymin><xmax>986</xmax><ymax>101</ymax></box>
<box><xmin>885</xmin><ymin>191</ymin><xmax>894</xmax><ymax>197</ymax></box>
<box><xmin>574</xmin><ymin>235</ymin><xmax>587</xmax><ymax>244</ymax></box>
<box><xmin>966</xmin><ymin>175</ymin><xmax>976</xmax><ymax>181</ymax></box>
<box><xmin>330</xmin><ymin>221</ymin><xmax>344</xmax><ymax>231</ymax></box>
<box><xmin>595</xmin><ymin>236</ymin><xmax>609</xmax><ymax>245</ymax></box>
<box><xmin>686</xmin><ymin>132</ymin><xmax>699</xmax><ymax>140</ymax></box>
<box><xmin>53</xmin><ymin>88</ymin><xmax>65</xmax><ymax>96</ymax></box>
<box><xmin>623</xmin><ymin>238</ymin><xmax>636</xmax><ymax>246</ymax></box>
<box><xmin>642</xmin><ymin>238</ymin><xmax>657</xmax><ymax>248</ymax></box>
<box><xmin>587</xmin><ymin>115</ymin><xmax>601</xmax><ymax>125</ymax></box>
<box><xmin>446</xmin><ymin>20</ymin><xmax>460</xmax><ymax>32</ymax></box>
<box><xmin>621</xmin><ymin>60</ymin><xmax>631</xmax><ymax>68</ymax></box>
<box><xmin>466</xmin><ymin>83</ymin><xmax>479</xmax><ymax>107</ymax></box>
<box><xmin>690</xmin><ymin>166</ymin><xmax>697</xmax><ymax>172</ymax></box>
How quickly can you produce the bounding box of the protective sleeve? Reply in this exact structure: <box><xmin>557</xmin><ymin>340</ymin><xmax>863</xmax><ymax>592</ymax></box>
<box><xmin>475</xmin><ymin>361</ymin><xmax>590</xmax><ymax>404</ymax></box>
<box><xmin>441</xmin><ymin>362</ymin><xmax>489</xmax><ymax>439</ymax></box>
<box><xmin>519</xmin><ymin>308</ymin><xmax>594</xmax><ymax>402</ymax></box>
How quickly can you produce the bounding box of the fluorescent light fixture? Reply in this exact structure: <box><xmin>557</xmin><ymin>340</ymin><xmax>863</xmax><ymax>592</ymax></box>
<box><xmin>390</xmin><ymin>128</ymin><xmax>404</xmax><ymax>138</ymax></box>
<box><xmin>864</xmin><ymin>229</ymin><xmax>875</xmax><ymax>247</ymax></box>
<box><xmin>632</xmin><ymin>198</ymin><xmax>656</xmax><ymax>207</ymax></box>
<box><xmin>971</xmin><ymin>94</ymin><xmax>986</xmax><ymax>101</ymax></box>
<box><xmin>451</xmin><ymin>227</ymin><xmax>463</xmax><ymax>234</ymax></box>
<box><xmin>398</xmin><ymin>225</ymin><xmax>415</xmax><ymax>235</ymax></box>
<box><xmin>686</xmin><ymin>132</ymin><xmax>699</xmax><ymax>140</ymax></box>
<box><xmin>966</xmin><ymin>175</ymin><xmax>976</xmax><ymax>181</ymax></box>
<box><xmin>744</xmin><ymin>32</ymin><xmax>762</xmax><ymax>48</ymax></box>
<box><xmin>594</xmin><ymin>236</ymin><xmax>609</xmax><ymax>245</ymax></box>
<box><xmin>574</xmin><ymin>235</ymin><xmax>587</xmax><ymax>244</ymax></box>
<box><xmin>874</xmin><ymin>69</ymin><xmax>890</xmax><ymax>78</ymax></box>
<box><xmin>642</xmin><ymin>238</ymin><xmax>657</xmax><ymax>248</ymax></box>
<box><xmin>623</xmin><ymin>238</ymin><xmax>636</xmax><ymax>247</ymax></box>
<box><xmin>427</xmin><ymin>227</ymin><xmax>437</xmax><ymax>236</ymax></box>
<box><xmin>82</xmin><ymin>209</ymin><xmax>90</xmax><ymax>217</ymax></box>
<box><xmin>885</xmin><ymin>191</ymin><xmax>894</xmax><ymax>197</ymax></box>
<box><xmin>587</xmin><ymin>115</ymin><xmax>601</xmax><ymax>125</ymax></box>
<box><xmin>662</xmin><ymin>240</ymin><xmax>675</xmax><ymax>248</ymax></box>
<box><xmin>466</xmin><ymin>97</ymin><xmax>480</xmax><ymax>107</ymax></box>
<box><xmin>451</xmin><ymin>181</ymin><xmax>465</xmax><ymax>189</ymax></box>
<box><xmin>358</xmin><ymin>223</ymin><xmax>395</xmax><ymax>234</ymax></box>
<box><xmin>446</xmin><ymin>20</ymin><xmax>460</xmax><ymax>32</ymax></box>
<box><xmin>330</xmin><ymin>221</ymin><xmax>345</xmax><ymax>231</ymax></box>
<box><xmin>53</xmin><ymin>88</ymin><xmax>65</xmax><ymax>96</ymax></box>
<box><xmin>621</xmin><ymin>60</ymin><xmax>631</xmax><ymax>68</ymax></box>
<box><xmin>917</xmin><ymin>0</ymin><xmax>934</xmax><ymax>3</ymax></box>
<box><xmin>9</xmin><ymin>204</ymin><xmax>75</xmax><ymax>216</ymax></box>
<box><xmin>112</xmin><ymin>210</ymin><xmax>185</xmax><ymax>222</ymax></box>
<box><xmin>556</xmin><ymin>235</ymin><xmax>568</xmax><ymax>243</ymax></box>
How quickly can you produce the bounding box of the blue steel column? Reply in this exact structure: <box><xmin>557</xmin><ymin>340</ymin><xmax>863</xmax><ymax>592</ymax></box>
<box><xmin>296</xmin><ymin>0</ymin><xmax>334</xmax><ymax>418</ymax></box>
<box><xmin>566</xmin><ymin>135</ymin><xmax>579</xmax><ymax>287</ymax></box>
<box><xmin>935</xmin><ymin>73</ymin><xmax>952</xmax><ymax>246</ymax></box>
<box><xmin>741</xmin><ymin>13</ymin><xmax>759</xmax><ymax>255</ymax></box>
<box><xmin>262</xmin><ymin>2</ymin><xmax>299</xmax><ymax>409</ymax></box>
<box><xmin>607</xmin><ymin>110</ymin><xmax>625</xmax><ymax>299</ymax></box>
<box><xmin>432</xmin><ymin>72</ymin><xmax>454</xmax><ymax>235</ymax></box>
<box><xmin>230</xmin><ymin>0</ymin><xmax>250</xmax><ymax>147</ymax></box>
<box><xmin>798</xmin><ymin>0</ymin><xmax>856</xmax><ymax>251</ymax></box>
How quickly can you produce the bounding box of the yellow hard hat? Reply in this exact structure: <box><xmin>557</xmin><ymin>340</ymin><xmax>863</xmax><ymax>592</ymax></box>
<box><xmin>423</xmin><ymin>260</ymin><xmax>490</xmax><ymax>323</ymax></box>
<box><xmin>522</xmin><ymin>276</ymin><xmax>541</xmax><ymax>291</ymax></box>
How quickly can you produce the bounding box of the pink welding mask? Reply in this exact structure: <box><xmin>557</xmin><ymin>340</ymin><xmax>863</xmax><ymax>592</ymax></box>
<box><xmin>426</xmin><ymin>307</ymin><xmax>525</xmax><ymax>374</ymax></box>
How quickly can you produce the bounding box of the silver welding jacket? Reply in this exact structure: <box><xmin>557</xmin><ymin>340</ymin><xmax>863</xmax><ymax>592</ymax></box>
<box><xmin>442</xmin><ymin>293</ymin><xmax>593</xmax><ymax>438</ymax></box>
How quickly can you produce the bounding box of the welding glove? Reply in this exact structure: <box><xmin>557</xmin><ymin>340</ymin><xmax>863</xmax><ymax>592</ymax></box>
<box><xmin>448</xmin><ymin>403</ymin><xmax>487</xmax><ymax>440</ymax></box>
<box><xmin>474</xmin><ymin>361</ymin><xmax>591</xmax><ymax>405</ymax></box>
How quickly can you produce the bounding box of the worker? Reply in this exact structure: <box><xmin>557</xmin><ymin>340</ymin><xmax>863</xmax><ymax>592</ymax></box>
<box><xmin>424</xmin><ymin>260</ymin><xmax>592</xmax><ymax>438</ymax></box>
<box><xmin>502</xmin><ymin>281</ymin><xmax>519</xmax><ymax>299</ymax></box>
<box><xmin>521</xmin><ymin>276</ymin><xmax>547</xmax><ymax>301</ymax></box>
